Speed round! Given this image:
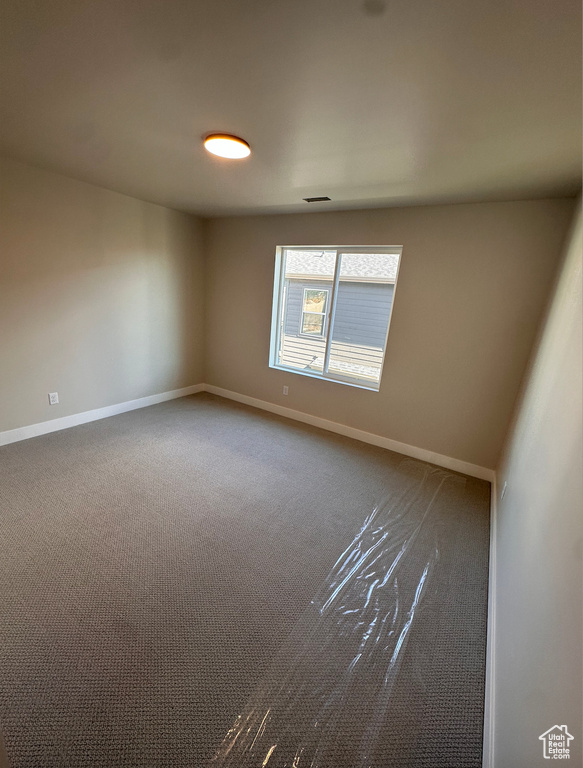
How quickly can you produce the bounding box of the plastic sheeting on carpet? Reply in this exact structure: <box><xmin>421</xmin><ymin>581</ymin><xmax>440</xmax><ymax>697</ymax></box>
<box><xmin>210</xmin><ymin>460</ymin><xmax>465</xmax><ymax>768</ymax></box>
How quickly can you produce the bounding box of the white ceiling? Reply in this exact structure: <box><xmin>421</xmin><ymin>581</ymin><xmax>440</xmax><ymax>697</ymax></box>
<box><xmin>1</xmin><ymin>0</ymin><xmax>581</xmax><ymax>216</ymax></box>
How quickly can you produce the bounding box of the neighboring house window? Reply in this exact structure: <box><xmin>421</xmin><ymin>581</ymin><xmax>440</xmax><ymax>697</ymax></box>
<box><xmin>269</xmin><ymin>246</ymin><xmax>402</xmax><ymax>391</ymax></box>
<box><xmin>301</xmin><ymin>289</ymin><xmax>329</xmax><ymax>336</ymax></box>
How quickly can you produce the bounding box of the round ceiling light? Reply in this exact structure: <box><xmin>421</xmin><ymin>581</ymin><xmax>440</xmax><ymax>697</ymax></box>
<box><xmin>203</xmin><ymin>134</ymin><xmax>251</xmax><ymax>159</ymax></box>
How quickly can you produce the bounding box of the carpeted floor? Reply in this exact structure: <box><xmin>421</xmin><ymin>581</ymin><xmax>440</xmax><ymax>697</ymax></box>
<box><xmin>0</xmin><ymin>393</ymin><xmax>490</xmax><ymax>767</ymax></box>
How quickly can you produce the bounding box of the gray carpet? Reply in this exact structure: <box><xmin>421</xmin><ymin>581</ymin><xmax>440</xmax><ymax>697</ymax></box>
<box><xmin>0</xmin><ymin>393</ymin><xmax>490</xmax><ymax>767</ymax></box>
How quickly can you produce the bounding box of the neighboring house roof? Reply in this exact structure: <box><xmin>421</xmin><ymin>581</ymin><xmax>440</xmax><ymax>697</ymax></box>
<box><xmin>285</xmin><ymin>250</ymin><xmax>399</xmax><ymax>282</ymax></box>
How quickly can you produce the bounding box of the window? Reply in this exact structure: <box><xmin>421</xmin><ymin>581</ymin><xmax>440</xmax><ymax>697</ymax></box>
<box><xmin>269</xmin><ymin>246</ymin><xmax>402</xmax><ymax>391</ymax></box>
<box><xmin>301</xmin><ymin>289</ymin><xmax>329</xmax><ymax>336</ymax></box>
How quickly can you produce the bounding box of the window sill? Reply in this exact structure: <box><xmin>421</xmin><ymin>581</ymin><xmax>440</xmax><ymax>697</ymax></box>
<box><xmin>270</xmin><ymin>363</ymin><xmax>380</xmax><ymax>392</ymax></box>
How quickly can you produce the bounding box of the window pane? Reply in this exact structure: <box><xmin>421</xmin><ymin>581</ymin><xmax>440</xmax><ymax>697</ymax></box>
<box><xmin>302</xmin><ymin>312</ymin><xmax>325</xmax><ymax>335</ymax></box>
<box><xmin>326</xmin><ymin>253</ymin><xmax>399</xmax><ymax>385</ymax></box>
<box><xmin>271</xmin><ymin>247</ymin><xmax>402</xmax><ymax>390</ymax></box>
<box><xmin>276</xmin><ymin>250</ymin><xmax>335</xmax><ymax>372</ymax></box>
<box><xmin>303</xmin><ymin>289</ymin><xmax>328</xmax><ymax>314</ymax></box>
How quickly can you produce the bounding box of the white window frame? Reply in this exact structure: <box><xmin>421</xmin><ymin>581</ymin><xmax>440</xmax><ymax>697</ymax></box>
<box><xmin>299</xmin><ymin>287</ymin><xmax>329</xmax><ymax>337</ymax></box>
<box><xmin>269</xmin><ymin>245</ymin><xmax>402</xmax><ymax>391</ymax></box>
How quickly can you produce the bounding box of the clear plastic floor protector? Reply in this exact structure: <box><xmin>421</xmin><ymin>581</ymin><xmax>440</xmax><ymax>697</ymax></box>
<box><xmin>210</xmin><ymin>461</ymin><xmax>465</xmax><ymax>768</ymax></box>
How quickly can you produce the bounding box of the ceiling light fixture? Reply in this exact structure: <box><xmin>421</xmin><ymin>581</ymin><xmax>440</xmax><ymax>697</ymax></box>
<box><xmin>203</xmin><ymin>134</ymin><xmax>251</xmax><ymax>159</ymax></box>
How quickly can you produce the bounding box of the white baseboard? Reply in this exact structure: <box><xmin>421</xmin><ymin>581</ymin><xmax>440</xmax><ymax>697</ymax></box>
<box><xmin>1</xmin><ymin>382</ymin><xmax>496</xmax><ymax>485</ymax></box>
<box><xmin>0</xmin><ymin>384</ymin><xmax>205</xmax><ymax>447</ymax></box>
<box><xmin>204</xmin><ymin>384</ymin><xmax>496</xmax><ymax>483</ymax></box>
<box><xmin>482</xmin><ymin>475</ymin><xmax>497</xmax><ymax>768</ymax></box>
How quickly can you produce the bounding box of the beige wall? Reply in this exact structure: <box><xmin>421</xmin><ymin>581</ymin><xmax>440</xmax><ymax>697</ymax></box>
<box><xmin>203</xmin><ymin>199</ymin><xmax>574</xmax><ymax>469</ymax></box>
<box><xmin>1</xmin><ymin>159</ymin><xmax>576</xmax><ymax>472</ymax></box>
<box><xmin>0</xmin><ymin>157</ymin><xmax>204</xmax><ymax>432</ymax></box>
<box><xmin>493</xmin><ymin>200</ymin><xmax>582</xmax><ymax>766</ymax></box>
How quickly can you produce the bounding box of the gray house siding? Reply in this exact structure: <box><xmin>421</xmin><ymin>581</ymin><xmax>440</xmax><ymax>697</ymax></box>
<box><xmin>283</xmin><ymin>279</ymin><xmax>394</xmax><ymax>346</ymax></box>
<box><xmin>333</xmin><ymin>281</ymin><xmax>394</xmax><ymax>347</ymax></box>
<box><xmin>284</xmin><ymin>279</ymin><xmax>333</xmax><ymax>338</ymax></box>
<box><xmin>280</xmin><ymin>280</ymin><xmax>330</xmax><ymax>369</ymax></box>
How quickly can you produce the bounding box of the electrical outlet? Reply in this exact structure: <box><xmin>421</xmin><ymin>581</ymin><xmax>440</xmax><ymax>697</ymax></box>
<box><xmin>282</xmin><ymin>385</ymin><xmax>289</xmax><ymax>395</ymax></box>
<box><xmin>500</xmin><ymin>481</ymin><xmax>507</xmax><ymax>500</ymax></box>
<box><xmin>48</xmin><ymin>392</ymin><xmax>59</xmax><ymax>405</ymax></box>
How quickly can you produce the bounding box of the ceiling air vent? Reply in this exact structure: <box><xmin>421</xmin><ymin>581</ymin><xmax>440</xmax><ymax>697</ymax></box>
<box><xmin>303</xmin><ymin>196</ymin><xmax>331</xmax><ymax>203</ymax></box>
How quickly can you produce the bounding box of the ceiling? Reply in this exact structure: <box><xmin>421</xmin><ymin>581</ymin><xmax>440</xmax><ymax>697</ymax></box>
<box><xmin>1</xmin><ymin>0</ymin><xmax>581</xmax><ymax>216</ymax></box>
